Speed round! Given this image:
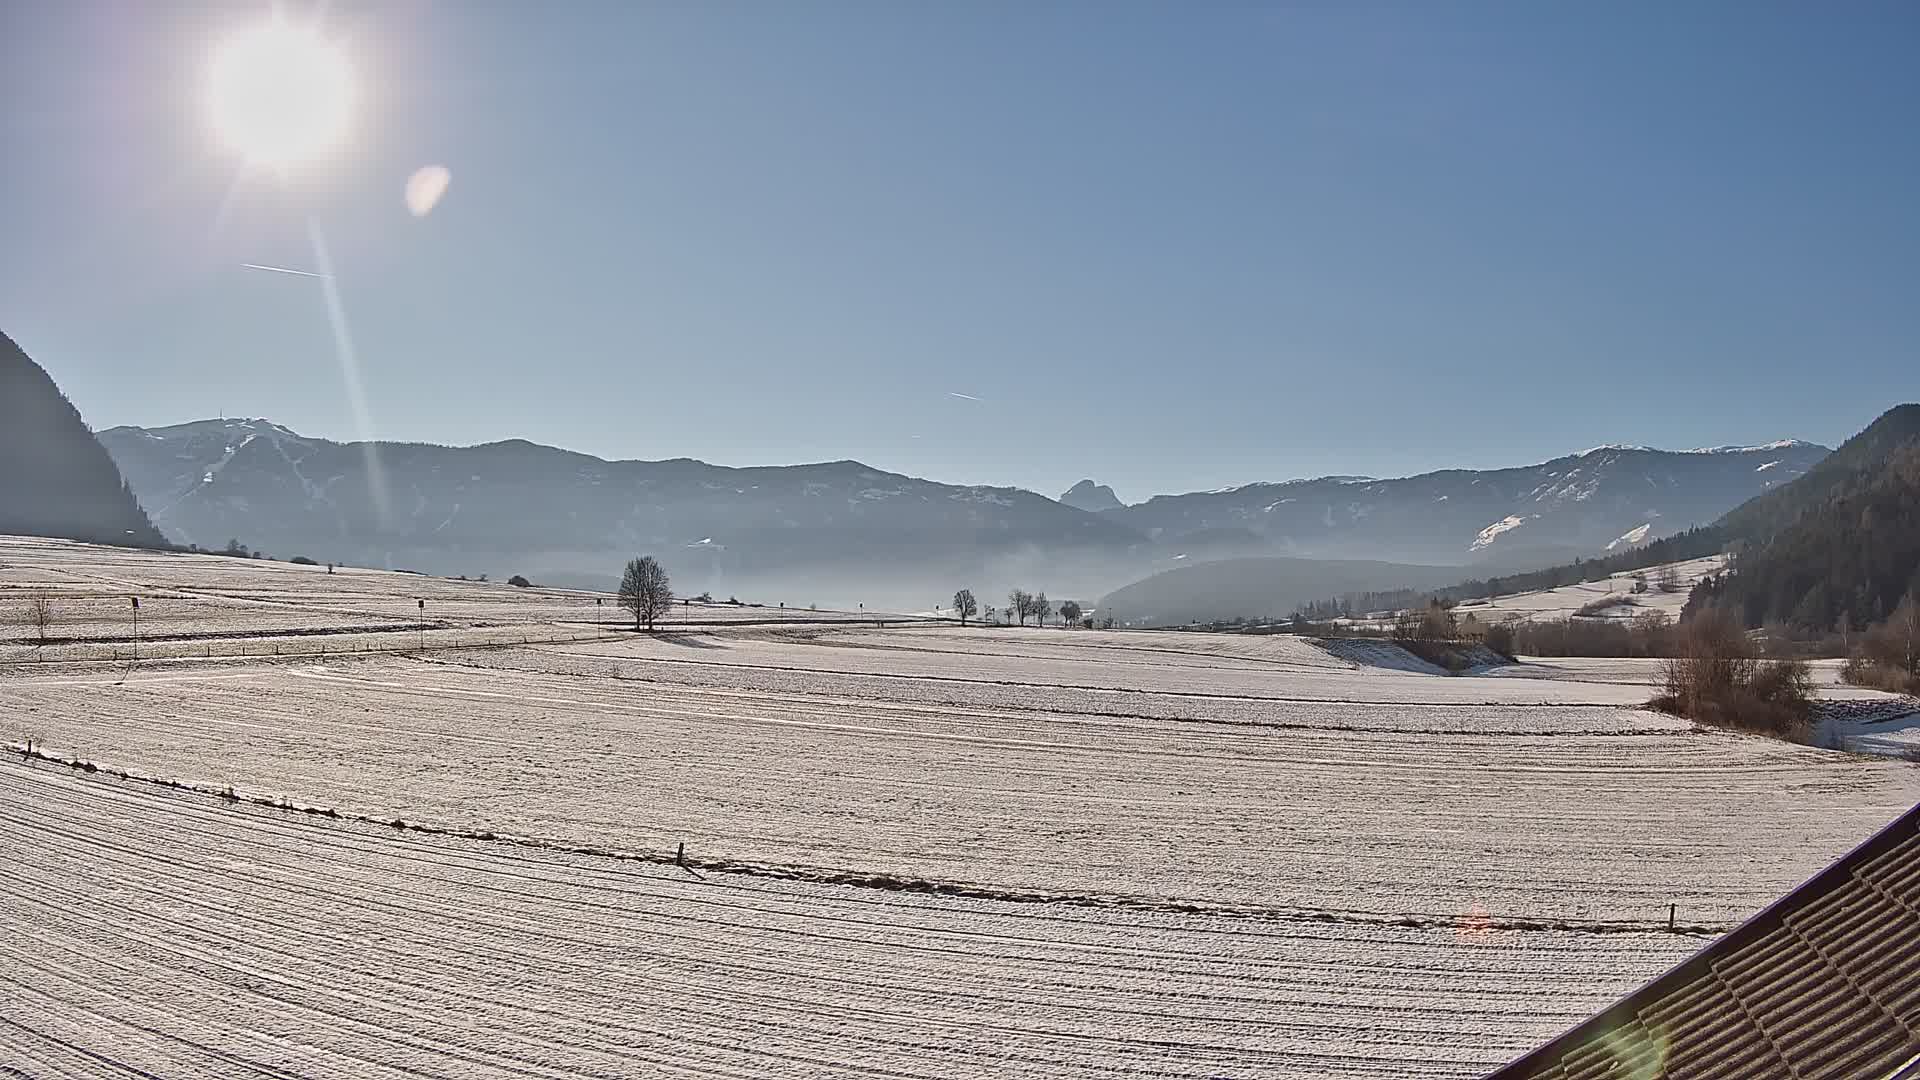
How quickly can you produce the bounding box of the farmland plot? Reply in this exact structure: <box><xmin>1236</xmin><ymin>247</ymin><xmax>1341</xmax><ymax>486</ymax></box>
<box><xmin>0</xmin><ymin>762</ymin><xmax>1699</xmax><ymax>1079</ymax></box>
<box><xmin>0</xmin><ymin>535</ymin><xmax>906</xmax><ymax>664</ymax></box>
<box><xmin>9</xmin><ymin>648</ymin><xmax>1916</xmax><ymax>925</ymax></box>
<box><xmin>6</xmin><ymin>538</ymin><xmax>1920</xmax><ymax>1079</ymax></box>
<box><xmin>553</xmin><ymin>630</ymin><xmax>1657</xmax><ymax>706</ymax></box>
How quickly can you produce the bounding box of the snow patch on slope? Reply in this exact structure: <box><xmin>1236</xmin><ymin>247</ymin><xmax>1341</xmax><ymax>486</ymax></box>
<box><xmin>1470</xmin><ymin>515</ymin><xmax>1530</xmax><ymax>551</ymax></box>
<box><xmin>1606</xmin><ymin>523</ymin><xmax>1653</xmax><ymax>551</ymax></box>
<box><xmin>1686</xmin><ymin>439</ymin><xmax>1810</xmax><ymax>454</ymax></box>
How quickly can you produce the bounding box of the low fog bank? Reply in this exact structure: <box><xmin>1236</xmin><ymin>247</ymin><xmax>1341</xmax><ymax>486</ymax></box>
<box><xmin>340</xmin><ymin>542</ymin><xmax>1179</xmax><ymax>616</ymax></box>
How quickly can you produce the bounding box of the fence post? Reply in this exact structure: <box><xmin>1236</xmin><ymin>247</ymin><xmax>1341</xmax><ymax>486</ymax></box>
<box><xmin>1668</xmin><ymin>903</ymin><xmax>1676</xmax><ymax>930</ymax></box>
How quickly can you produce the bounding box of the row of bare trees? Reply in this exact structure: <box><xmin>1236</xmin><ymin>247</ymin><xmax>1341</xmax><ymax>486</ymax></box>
<box><xmin>948</xmin><ymin>588</ymin><xmax>1084</xmax><ymax>628</ymax></box>
<box><xmin>1007</xmin><ymin>589</ymin><xmax>1049</xmax><ymax>626</ymax></box>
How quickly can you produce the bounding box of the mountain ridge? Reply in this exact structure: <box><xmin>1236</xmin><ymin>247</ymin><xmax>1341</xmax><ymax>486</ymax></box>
<box><xmin>1105</xmin><ymin>441</ymin><xmax>1829</xmax><ymax>565</ymax></box>
<box><xmin>96</xmin><ymin>417</ymin><xmax>1146</xmax><ymax>608</ymax></box>
<box><xmin>97</xmin><ymin>417</ymin><xmax>1836</xmax><ymax>606</ymax></box>
<box><xmin>0</xmin><ymin>330</ymin><xmax>165</xmax><ymax>548</ymax></box>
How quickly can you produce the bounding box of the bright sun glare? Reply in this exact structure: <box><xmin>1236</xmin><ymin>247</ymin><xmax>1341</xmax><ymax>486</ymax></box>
<box><xmin>207</xmin><ymin>22</ymin><xmax>353</xmax><ymax>167</ymax></box>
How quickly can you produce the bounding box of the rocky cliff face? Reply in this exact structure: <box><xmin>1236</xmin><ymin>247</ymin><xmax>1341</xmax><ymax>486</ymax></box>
<box><xmin>1059</xmin><ymin>479</ymin><xmax>1124</xmax><ymax>513</ymax></box>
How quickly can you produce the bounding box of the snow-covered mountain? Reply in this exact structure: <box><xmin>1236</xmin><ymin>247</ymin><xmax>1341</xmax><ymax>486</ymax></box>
<box><xmin>98</xmin><ymin>419</ymin><xmax>1145</xmax><ymax>605</ymax></box>
<box><xmin>96</xmin><ymin>417</ymin><xmax>1831</xmax><ymax>603</ymax></box>
<box><xmin>1104</xmin><ymin>442</ymin><xmax>1830</xmax><ymax>567</ymax></box>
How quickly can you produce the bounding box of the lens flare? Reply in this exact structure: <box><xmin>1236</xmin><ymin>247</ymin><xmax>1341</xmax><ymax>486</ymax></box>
<box><xmin>405</xmin><ymin>166</ymin><xmax>451</xmax><ymax>217</ymax></box>
<box><xmin>207</xmin><ymin>22</ymin><xmax>353</xmax><ymax>166</ymax></box>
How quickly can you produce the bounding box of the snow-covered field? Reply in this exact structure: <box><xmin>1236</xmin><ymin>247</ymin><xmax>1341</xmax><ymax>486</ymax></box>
<box><xmin>3</xmin><ymin>538</ymin><xmax>1918</xmax><ymax>1078</ymax></box>
<box><xmin>1452</xmin><ymin>554</ymin><xmax>1728</xmax><ymax>625</ymax></box>
<box><xmin>0</xmin><ymin>762</ymin><xmax>1695</xmax><ymax>1079</ymax></box>
<box><xmin>0</xmin><ymin>535</ymin><xmax>906</xmax><ymax>664</ymax></box>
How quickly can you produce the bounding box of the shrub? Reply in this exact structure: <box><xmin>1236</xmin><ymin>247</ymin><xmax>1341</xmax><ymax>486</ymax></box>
<box><xmin>1402</xmin><ymin>639</ymin><xmax>1472</xmax><ymax>673</ymax></box>
<box><xmin>1482</xmin><ymin>622</ymin><xmax>1516</xmax><ymax>661</ymax></box>
<box><xmin>1651</xmin><ymin>608</ymin><xmax>1814</xmax><ymax>740</ymax></box>
<box><xmin>1575</xmin><ymin>595</ymin><xmax>1634</xmax><ymax>617</ymax></box>
<box><xmin>507</xmin><ymin>575</ymin><xmax>532</xmax><ymax>588</ymax></box>
<box><xmin>1842</xmin><ymin>657</ymin><xmax>1920</xmax><ymax>696</ymax></box>
<box><xmin>289</xmin><ymin>555</ymin><xmax>318</xmax><ymax>566</ymax></box>
<box><xmin>1508</xmin><ymin>612</ymin><xmax>1674</xmax><ymax>658</ymax></box>
<box><xmin>1842</xmin><ymin>595</ymin><xmax>1920</xmax><ymax>694</ymax></box>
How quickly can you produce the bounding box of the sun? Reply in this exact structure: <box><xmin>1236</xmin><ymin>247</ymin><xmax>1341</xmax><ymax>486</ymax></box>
<box><xmin>207</xmin><ymin>21</ymin><xmax>354</xmax><ymax>167</ymax></box>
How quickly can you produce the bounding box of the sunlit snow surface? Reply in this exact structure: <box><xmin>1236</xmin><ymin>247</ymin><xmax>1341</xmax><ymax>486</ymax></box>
<box><xmin>2</xmin><ymin>534</ymin><xmax>1915</xmax><ymax>1079</ymax></box>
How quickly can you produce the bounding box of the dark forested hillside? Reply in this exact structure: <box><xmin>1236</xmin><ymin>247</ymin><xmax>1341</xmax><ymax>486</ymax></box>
<box><xmin>1352</xmin><ymin>404</ymin><xmax>1920</xmax><ymax>630</ymax></box>
<box><xmin>1688</xmin><ymin>444</ymin><xmax>1920</xmax><ymax>631</ymax></box>
<box><xmin>0</xmin><ymin>330</ymin><xmax>164</xmax><ymax>547</ymax></box>
<box><xmin>1716</xmin><ymin>403</ymin><xmax>1920</xmax><ymax>543</ymax></box>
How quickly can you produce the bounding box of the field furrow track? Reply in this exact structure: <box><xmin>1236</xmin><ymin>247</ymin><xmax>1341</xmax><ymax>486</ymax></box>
<box><xmin>7</xmin><ymin>648</ymin><xmax>1916</xmax><ymax>924</ymax></box>
<box><xmin>0</xmin><ymin>763</ymin><xmax>1693</xmax><ymax>1079</ymax></box>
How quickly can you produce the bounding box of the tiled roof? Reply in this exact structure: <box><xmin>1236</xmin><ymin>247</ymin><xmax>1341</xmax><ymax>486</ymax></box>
<box><xmin>1487</xmin><ymin>802</ymin><xmax>1920</xmax><ymax>1080</ymax></box>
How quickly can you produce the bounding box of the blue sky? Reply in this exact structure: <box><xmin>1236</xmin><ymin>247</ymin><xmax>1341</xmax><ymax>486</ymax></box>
<box><xmin>2</xmin><ymin>1</ymin><xmax>1915</xmax><ymax>501</ymax></box>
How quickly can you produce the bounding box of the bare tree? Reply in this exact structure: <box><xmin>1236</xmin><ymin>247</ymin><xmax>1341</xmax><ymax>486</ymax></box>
<box><xmin>1032</xmin><ymin>592</ymin><xmax>1052</xmax><ymax>627</ymax></box>
<box><xmin>1858</xmin><ymin>592</ymin><xmax>1920</xmax><ymax>680</ymax></box>
<box><xmin>1654</xmin><ymin>565</ymin><xmax>1683</xmax><ymax>594</ymax></box>
<box><xmin>618</xmin><ymin>556</ymin><xmax>673</xmax><ymax>630</ymax></box>
<box><xmin>952</xmin><ymin>589</ymin><xmax>978</xmax><ymax>626</ymax></box>
<box><xmin>25</xmin><ymin>591</ymin><xmax>52</xmax><ymax>644</ymax></box>
<box><xmin>1896</xmin><ymin>593</ymin><xmax>1920</xmax><ymax>679</ymax></box>
<box><xmin>1059</xmin><ymin>600</ymin><xmax>1083</xmax><ymax>626</ymax></box>
<box><xmin>1007</xmin><ymin>589</ymin><xmax>1031</xmax><ymax>626</ymax></box>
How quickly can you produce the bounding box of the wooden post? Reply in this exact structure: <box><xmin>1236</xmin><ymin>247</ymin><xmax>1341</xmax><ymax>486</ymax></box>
<box><xmin>1669</xmin><ymin>903</ymin><xmax>1676</xmax><ymax>930</ymax></box>
<box><xmin>676</xmin><ymin>842</ymin><xmax>685</xmax><ymax>867</ymax></box>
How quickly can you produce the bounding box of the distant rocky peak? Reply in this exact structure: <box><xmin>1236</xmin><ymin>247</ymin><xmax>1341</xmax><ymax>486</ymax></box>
<box><xmin>1060</xmin><ymin>479</ymin><xmax>1123</xmax><ymax>513</ymax></box>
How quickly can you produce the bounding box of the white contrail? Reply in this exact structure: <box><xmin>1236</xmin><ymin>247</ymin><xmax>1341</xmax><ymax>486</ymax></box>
<box><xmin>306</xmin><ymin>218</ymin><xmax>392</xmax><ymax>529</ymax></box>
<box><xmin>948</xmin><ymin>392</ymin><xmax>983</xmax><ymax>402</ymax></box>
<box><xmin>242</xmin><ymin>262</ymin><xmax>330</xmax><ymax>279</ymax></box>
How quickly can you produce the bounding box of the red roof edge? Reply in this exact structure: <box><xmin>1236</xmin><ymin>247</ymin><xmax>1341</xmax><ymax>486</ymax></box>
<box><xmin>1482</xmin><ymin>799</ymin><xmax>1920</xmax><ymax>1079</ymax></box>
